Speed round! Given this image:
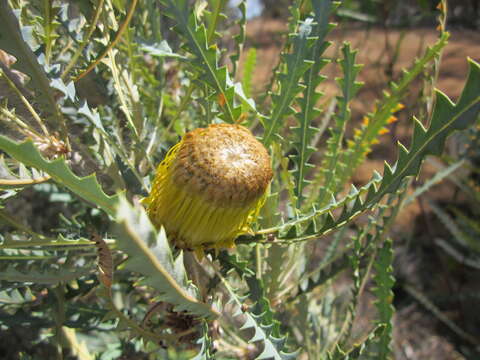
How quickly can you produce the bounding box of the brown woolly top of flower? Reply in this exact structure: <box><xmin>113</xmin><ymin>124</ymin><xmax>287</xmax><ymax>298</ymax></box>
<box><xmin>171</xmin><ymin>124</ymin><xmax>273</xmax><ymax>207</ymax></box>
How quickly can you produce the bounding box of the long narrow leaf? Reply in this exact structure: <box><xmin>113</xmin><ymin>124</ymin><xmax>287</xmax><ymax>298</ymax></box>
<box><xmin>114</xmin><ymin>197</ymin><xmax>219</xmax><ymax>319</ymax></box>
<box><xmin>262</xmin><ymin>18</ymin><xmax>315</xmax><ymax>146</ymax></box>
<box><xmin>291</xmin><ymin>0</ymin><xmax>337</xmax><ymax>208</ymax></box>
<box><xmin>0</xmin><ymin>136</ymin><xmax>120</xmax><ymax>216</ymax></box>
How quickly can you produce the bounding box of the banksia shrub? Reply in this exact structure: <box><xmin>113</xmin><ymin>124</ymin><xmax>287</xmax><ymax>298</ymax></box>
<box><xmin>2</xmin><ymin>0</ymin><xmax>479</xmax><ymax>357</ymax></box>
<box><xmin>144</xmin><ymin>123</ymin><xmax>272</xmax><ymax>255</ymax></box>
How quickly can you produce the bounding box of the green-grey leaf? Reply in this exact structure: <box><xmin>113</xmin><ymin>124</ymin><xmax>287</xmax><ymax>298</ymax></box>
<box><xmin>0</xmin><ymin>266</ymin><xmax>91</xmax><ymax>284</ymax></box>
<box><xmin>291</xmin><ymin>0</ymin><xmax>337</xmax><ymax>208</ymax></box>
<box><xmin>114</xmin><ymin>197</ymin><xmax>219</xmax><ymax>319</ymax></box>
<box><xmin>140</xmin><ymin>40</ymin><xmax>186</xmax><ymax>59</ymax></box>
<box><xmin>0</xmin><ymin>1</ymin><xmax>62</xmax><ymax>128</ymax></box>
<box><xmin>0</xmin><ymin>136</ymin><xmax>120</xmax><ymax>216</ymax></box>
<box><xmin>263</xmin><ymin>58</ymin><xmax>480</xmax><ymax>243</ymax></box>
<box><xmin>368</xmin><ymin>58</ymin><xmax>480</xmax><ymax>206</ymax></box>
<box><xmin>262</xmin><ymin>17</ymin><xmax>315</xmax><ymax>146</ymax></box>
<box><xmin>160</xmin><ymin>0</ymin><xmax>249</xmax><ymax>123</ymax></box>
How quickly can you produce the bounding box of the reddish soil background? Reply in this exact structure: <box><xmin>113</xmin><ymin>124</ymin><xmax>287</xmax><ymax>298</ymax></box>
<box><xmin>242</xmin><ymin>18</ymin><xmax>480</xmax><ymax>360</ymax></box>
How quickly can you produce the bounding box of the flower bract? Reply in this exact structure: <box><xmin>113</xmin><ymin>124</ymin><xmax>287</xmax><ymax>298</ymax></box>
<box><xmin>144</xmin><ymin>124</ymin><xmax>273</xmax><ymax>256</ymax></box>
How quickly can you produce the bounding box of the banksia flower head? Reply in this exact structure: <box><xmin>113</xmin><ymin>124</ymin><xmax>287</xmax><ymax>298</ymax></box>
<box><xmin>144</xmin><ymin>124</ymin><xmax>272</xmax><ymax>256</ymax></box>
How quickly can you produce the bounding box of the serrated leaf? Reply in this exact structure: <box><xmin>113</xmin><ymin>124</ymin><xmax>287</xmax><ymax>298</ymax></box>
<box><xmin>370</xmin><ymin>239</ymin><xmax>395</xmax><ymax>359</ymax></box>
<box><xmin>205</xmin><ymin>0</ymin><xmax>227</xmax><ymax>43</ymax></box>
<box><xmin>0</xmin><ymin>265</ymin><xmax>91</xmax><ymax>284</ymax></box>
<box><xmin>0</xmin><ymin>1</ymin><xmax>62</xmax><ymax>128</ymax></box>
<box><xmin>257</xmin><ymin>59</ymin><xmax>480</xmax><ymax>244</ymax></box>
<box><xmin>403</xmin><ymin>283</ymin><xmax>479</xmax><ymax>346</ymax></box>
<box><xmin>315</xmin><ymin>41</ymin><xmax>362</xmax><ymax>207</ymax></box>
<box><xmin>428</xmin><ymin>199</ymin><xmax>480</xmax><ymax>253</ymax></box>
<box><xmin>0</xmin><ymin>136</ymin><xmax>120</xmax><ymax>216</ymax></box>
<box><xmin>262</xmin><ymin>18</ymin><xmax>315</xmax><ymax>146</ymax></box>
<box><xmin>338</xmin><ymin>32</ymin><xmax>450</xmax><ymax>188</ymax></box>
<box><xmin>229</xmin><ymin>0</ymin><xmax>246</xmax><ymax>75</ymax></box>
<box><xmin>0</xmin><ymin>156</ymin><xmax>51</xmax><ymax>190</ymax></box>
<box><xmin>140</xmin><ymin>40</ymin><xmax>186</xmax><ymax>59</ymax></box>
<box><xmin>221</xmin><ymin>277</ymin><xmax>298</xmax><ymax>360</ymax></box>
<box><xmin>114</xmin><ymin>197</ymin><xmax>219</xmax><ymax>319</ymax></box>
<box><xmin>404</xmin><ymin>159</ymin><xmax>464</xmax><ymax>206</ymax></box>
<box><xmin>160</xmin><ymin>0</ymin><xmax>256</xmax><ymax>122</ymax></box>
<box><xmin>367</xmin><ymin>59</ymin><xmax>480</xmax><ymax>206</ymax></box>
<box><xmin>191</xmin><ymin>321</ymin><xmax>215</xmax><ymax>360</ymax></box>
<box><xmin>0</xmin><ymin>287</ymin><xmax>35</xmax><ymax>304</ymax></box>
<box><xmin>292</xmin><ymin>0</ymin><xmax>337</xmax><ymax>208</ymax></box>
<box><xmin>217</xmin><ymin>251</ymin><xmax>297</xmax><ymax>359</ymax></box>
<box><xmin>328</xmin><ymin>326</ymin><xmax>384</xmax><ymax>360</ymax></box>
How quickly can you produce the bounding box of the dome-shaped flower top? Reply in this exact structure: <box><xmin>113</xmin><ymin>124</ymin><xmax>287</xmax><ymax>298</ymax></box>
<box><xmin>144</xmin><ymin>124</ymin><xmax>272</xmax><ymax>256</ymax></box>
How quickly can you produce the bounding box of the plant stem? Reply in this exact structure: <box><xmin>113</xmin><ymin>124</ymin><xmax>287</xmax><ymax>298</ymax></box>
<box><xmin>74</xmin><ymin>0</ymin><xmax>138</xmax><ymax>82</ymax></box>
<box><xmin>167</xmin><ymin>83</ymin><xmax>195</xmax><ymax>133</ymax></box>
<box><xmin>1</xmin><ymin>69</ymin><xmax>50</xmax><ymax>137</ymax></box>
<box><xmin>107</xmin><ymin>296</ymin><xmax>176</xmax><ymax>344</ymax></box>
<box><xmin>61</xmin><ymin>0</ymin><xmax>105</xmax><ymax>79</ymax></box>
<box><xmin>53</xmin><ymin>284</ymin><xmax>66</xmax><ymax>360</ymax></box>
<box><xmin>43</xmin><ymin>0</ymin><xmax>53</xmax><ymax>66</ymax></box>
<box><xmin>255</xmin><ymin>244</ymin><xmax>262</xmax><ymax>279</ymax></box>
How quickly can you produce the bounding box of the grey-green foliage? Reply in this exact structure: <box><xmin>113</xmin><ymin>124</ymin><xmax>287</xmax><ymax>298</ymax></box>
<box><xmin>258</xmin><ymin>58</ymin><xmax>480</xmax><ymax>245</ymax></box>
<box><xmin>369</xmin><ymin>239</ymin><xmax>395</xmax><ymax>359</ymax></box>
<box><xmin>262</xmin><ymin>16</ymin><xmax>314</xmax><ymax>146</ymax></box>
<box><xmin>0</xmin><ymin>264</ymin><xmax>91</xmax><ymax>284</ymax></box>
<box><xmin>0</xmin><ymin>137</ymin><xmax>120</xmax><ymax>216</ymax></box>
<box><xmin>424</xmin><ymin>124</ymin><xmax>480</xmax><ymax>268</ymax></box>
<box><xmin>160</xmin><ymin>0</ymin><xmax>255</xmax><ymax>123</ymax></box>
<box><xmin>114</xmin><ymin>197</ymin><xmax>219</xmax><ymax>320</ymax></box>
<box><xmin>0</xmin><ymin>156</ymin><xmax>49</xmax><ymax>190</ymax></box>
<box><xmin>229</xmin><ymin>0</ymin><xmax>246</xmax><ymax>75</ymax></box>
<box><xmin>0</xmin><ymin>285</ymin><xmax>35</xmax><ymax>305</ymax></box>
<box><xmin>328</xmin><ymin>326</ymin><xmax>384</xmax><ymax>360</ymax></box>
<box><xmin>217</xmin><ymin>254</ymin><xmax>299</xmax><ymax>360</ymax></box>
<box><xmin>0</xmin><ymin>0</ymin><xmax>479</xmax><ymax>358</ymax></box>
<box><xmin>0</xmin><ymin>243</ymin><xmax>97</xmax><ymax>329</ymax></box>
<box><xmin>192</xmin><ymin>321</ymin><xmax>215</xmax><ymax>360</ymax></box>
<box><xmin>0</xmin><ymin>0</ymin><xmax>63</xmax><ymax>128</ymax></box>
<box><xmin>314</xmin><ymin>42</ymin><xmax>362</xmax><ymax>208</ymax></box>
<box><xmin>336</xmin><ymin>32</ymin><xmax>450</xmax><ymax>189</ymax></box>
<box><xmin>291</xmin><ymin>0</ymin><xmax>338</xmax><ymax>208</ymax></box>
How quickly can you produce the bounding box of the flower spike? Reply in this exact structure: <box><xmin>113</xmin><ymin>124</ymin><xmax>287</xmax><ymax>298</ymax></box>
<box><xmin>144</xmin><ymin>124</ymin><xmax>273</xmax><ymax>255</ymax></box>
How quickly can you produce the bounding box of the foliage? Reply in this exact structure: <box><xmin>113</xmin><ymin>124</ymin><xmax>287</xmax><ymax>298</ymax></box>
<box><xmin>394</xmin><ymin>122</ymin><xmax>480</xmax><ymax>354</ymax></box>
<box><xmin>426</xmin><ymin>123</ymin><xmax>480</xmax><ymax>265</ymax></box>
<box><xmin>0</xmin><ymin>0</ymin><xmax>479</xmax><ymax>359</ymax></box>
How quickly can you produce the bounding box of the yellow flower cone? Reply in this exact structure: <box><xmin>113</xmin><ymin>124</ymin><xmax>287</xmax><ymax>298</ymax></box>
<box><xmin>144</xmin><ymin>124</ymin><xmax>272</xmax><ymax>256</ymax></box>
